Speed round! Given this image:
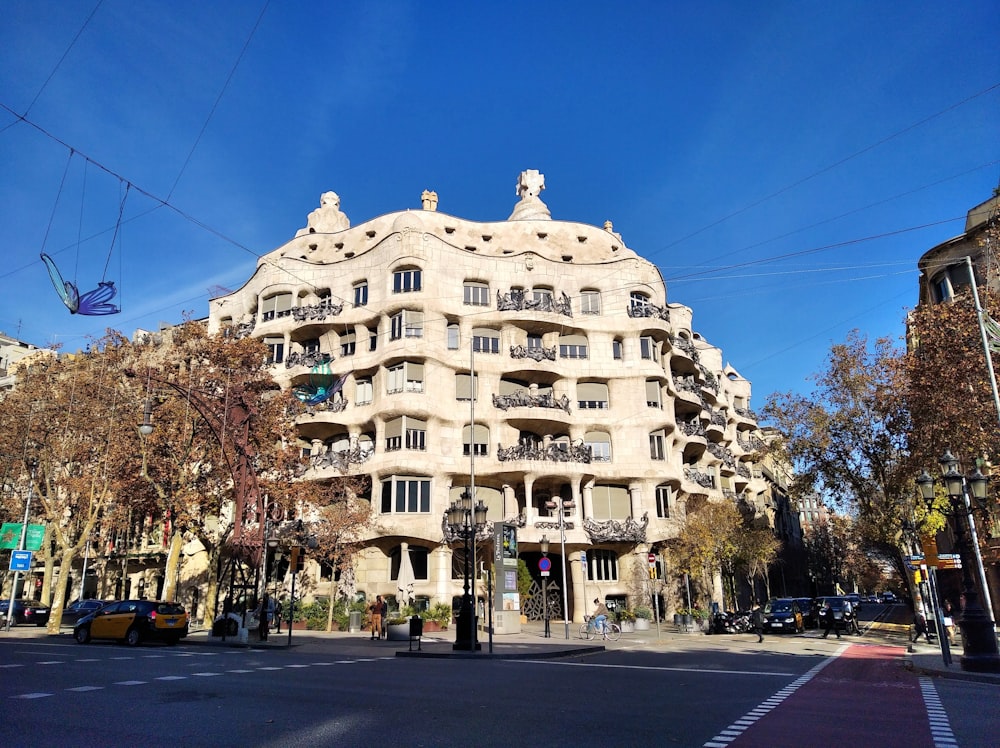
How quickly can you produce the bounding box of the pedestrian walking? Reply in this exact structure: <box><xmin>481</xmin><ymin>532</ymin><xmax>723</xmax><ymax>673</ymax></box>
<box><xmin>256</xmin><ymin>593</ymin><xmax>271</xmax><ymax>642</ymax></box>
<box><xmin>942</xmin><ymin>600</ymin><xmax>956</xmax><ymax>645</ymax></box>
<box><xmin>274</xmin><ymin>599</ymin><xmax>283</xmax><ymax>634</ymax></box>
<box><xmin>369</xmin><ymin>595</ymin><xmax>384</xmax><ymax>640</ymax></box>
<box><xmin>820</xmin><ymin>600</ymin><xmax>841</xmax><ymax>639</ymax></box>
<box><xmin>751</xmin><ymin>600</ymin><xmax>764</xmax><ymax>643</ymax></box>
<box><xmin>911</xmin><ymin>610</ymin><xmax>932</xmax><ymax>643</ymax></box>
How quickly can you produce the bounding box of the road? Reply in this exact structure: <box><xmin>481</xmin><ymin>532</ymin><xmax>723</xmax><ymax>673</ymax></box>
<box><xmin>1</xmin><ymin>624</ymin><xmax>997</xmax><ymax>748</ymax></box>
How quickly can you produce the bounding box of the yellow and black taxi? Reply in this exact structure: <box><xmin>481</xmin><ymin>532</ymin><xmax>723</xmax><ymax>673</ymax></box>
<box><xmin>73</xmin><ymin>599</ymin><xmax>189</xmax><ymax>646</ymax></box>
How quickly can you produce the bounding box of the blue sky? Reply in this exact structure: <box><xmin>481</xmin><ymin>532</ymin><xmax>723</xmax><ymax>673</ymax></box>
<box><xmin>1</xmin><ymin>1</ymin><xmax>997</xmax><ymax>408</ymax></box>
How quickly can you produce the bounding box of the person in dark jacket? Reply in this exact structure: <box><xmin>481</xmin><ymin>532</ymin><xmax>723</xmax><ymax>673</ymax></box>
<box><xmin>912</xmin><ymin>610</ymin><xmax>932</xmax><ymax>643</ymax></box>
<box><xmin>751</xmin><ymin>600</ymin><xmax>764</xmax><ymax>643</ymax></box>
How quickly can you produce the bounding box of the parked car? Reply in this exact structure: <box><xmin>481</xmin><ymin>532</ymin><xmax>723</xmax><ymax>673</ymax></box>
<box><xmin>74</xmin><ymin>600</ymin><xmax>188</xmax><ymax>646</ymax></box>
<box><xmin>881</xmin><ymin>591</ymin><xmax>898</xmax><ymax>604</ymax></box>
<box><xmin>794</xmin><ymin>597</ymin><xmax>818</xmax><ymax>628</ymax></box>
<box><xmin>0</xmin><ymin>599</ymin><xmax>51</xmax><ymax>626</ymax></box>
<box><xmin>763</xmin><ymin>598</ymin><xmax>804</xmax><ymax>633</ymax></box>
<box><xmin>60</xmin><ymin>598</ymin><xmax>108</xmax><ymax>627</ymax></box>
<box><xmin>845</xmin><ymin>593</ymin><xmax>862</xmax><ymax>611</ymax></box>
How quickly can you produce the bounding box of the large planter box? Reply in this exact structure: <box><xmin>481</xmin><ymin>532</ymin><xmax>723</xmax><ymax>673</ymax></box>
<box><xmin>619</xmin><ymin>620</ymin><xmax>635</xmax><ymax>633</ymax></box>
<box><xmin>635</xmin><ymin>618</ymin><xmax>650</xmax><ymax>631</ymax></box>
<box><xmin>386</xmin><ymin>623</ymin><xmax>410</xmax><ymax>641</ymax></box>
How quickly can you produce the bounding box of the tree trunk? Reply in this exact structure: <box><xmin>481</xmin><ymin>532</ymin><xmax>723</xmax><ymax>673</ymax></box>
<box><xmin>162</xmin><ymin>531</ymin><xmax>183</xmax><ymax>601</ymax></box>
<box><xmin>45</xmin><ymin>548</ymin><xmax>77</xmax><ymax>634</ymax></box>
<box><xmin>202</xmin><ymin>546</ymin><xmax>221</xmax><ymax>628</ymax></box>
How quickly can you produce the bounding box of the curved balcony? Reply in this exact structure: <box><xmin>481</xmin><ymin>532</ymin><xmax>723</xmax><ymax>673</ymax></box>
<box><xmin>583</xmin><ymin>512</ymin><xmax>649</xmax><ymax>543</ymax></box>
<box><xmin>496</xmin><ymin>440</ymin><xmax>592</xmax><ymax>464</ymax></box>
<box><xmin>497</xmin><ymin>289</ymin><xmax>573</xmax><ymax>318</ymax></box>
<box><xmin>492</xmin><ymin>391</ymin><xmax>571</xmax><ymax>414</ymax></box>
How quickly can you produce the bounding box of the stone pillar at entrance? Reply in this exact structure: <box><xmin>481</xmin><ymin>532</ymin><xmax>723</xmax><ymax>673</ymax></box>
<box><xmin>569</xmin><ymin>550</ymin><xmax>586</xmax><ymax>623</ymax></box>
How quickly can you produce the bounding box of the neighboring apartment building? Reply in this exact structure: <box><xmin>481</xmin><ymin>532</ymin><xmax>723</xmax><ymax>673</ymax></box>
<box><xmin>0</xmin><ymin>332</ymin><xmax>52</xmax><ymax>393</ymax></box>
<box><xmin>915</xmin><ymin>192</ymin><xmax>1000</xmax><ymax>620</ymax></box>
<box><xmin>207</xmin><ymin>170</ymin><xmax>771</xmax><ymax>621</ymax></box>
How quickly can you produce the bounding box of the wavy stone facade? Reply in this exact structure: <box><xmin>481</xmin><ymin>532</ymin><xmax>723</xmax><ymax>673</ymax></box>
<box><xmin>208</xmin><ymin>172</ymin><xmax>766</xmax><ymax>621</ymax></box>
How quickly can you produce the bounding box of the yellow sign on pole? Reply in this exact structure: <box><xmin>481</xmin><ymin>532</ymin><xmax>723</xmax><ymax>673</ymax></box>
<box><xmin>920</xmin><ymin>536</ymin><xmax>940</xmax><ymax>568</ymax></box>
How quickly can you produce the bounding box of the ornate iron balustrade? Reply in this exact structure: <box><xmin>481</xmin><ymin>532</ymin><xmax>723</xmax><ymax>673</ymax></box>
<box><xmin>737</xmin><ymin>435</ymin><xmax>765</xmax><ymax>453</ymax></box>
<box><xmin>497</xmin><ymin>289</ymin><xmax>573</xmax><ymax>317</ymax></box>
<box><xmin>535</xmin><ymin>519</ymin><xmax>576</xmax><ymax>531</ymax></box>
<box><xmin>628</xmin><ymin>302</ymin><xmax>670</xmax><ymax>321</ymax></box>
<box><xmin>287</xmin><ymin>398</ymin><xmax>348</xmax><ymax>417</ymax></box>
<box><xmin>735</xmin><ymin>406</ymin><xmax>758</xmax><ymax>422</ymax></box>
<box><xmin>708</xmin><ymin>410</ymin><xmax>727</xmax><ymax>428</ymax></box>
<box><xmin>684</xmin><ymin>467</ymin><xmax>715</xmax><ymax>489</ymax></box>
<box><xmin>699</xmin><ymin>368</ymin><xmax>719</xmax><ymax>394</ymax></box>
<box><xmin>497</xmin><ymin>441</ymin><xmax>592</xmax><ymax>463</ymax></box>
<box><xmin>292</xmin><ymin>298</ymin><xmax>344</xmax><ymax>322</ymax></box>
<box><xmin>707</xmin><ymin>442</ymin><xmax>736</xmax><ymax>468</ymax></box>
<box><xmin>509</xmin><ymin>344</ymin><xmax>557</xmax><ymax>361</ymax></box>
<box><xmin>311</xmin><ymin>444</ymin><xmax>373</xmax><ymax>472</ymax></box>
<box><xmin>679</xmin><ymin>419</ymin><xmax>707</xmax><ymax>438</ymax></box>
<box><xmin>583</xmin><ymin>512</ymin><xmax>648</xmax><ymax>543</ymax></box>
<box><xmin>736</xmin><ymin>464</ymin><xmax>752</xmax><ymax>479</ymax></box>
<box><xmin>675</xmin><ymin>375</ymin><xmax>701</xmax><ymax>394</ymax></box>
<box><xmin>492</xmin><ymin>391</ymin><xmax>571</xmax><ymax>414</ymax></box>
<box><xmin>285</xmin><ymin>351</ymin><xmax>334</xmax><ymax>369</ymax></box>
<box><xmin>668</xmin><ymin>333</ymin><xmax>700</xmax><ymax>361</ymax></box>
<box><xmin>226</xmin><ymin>318</ymin><xmax>256</xmax><ymax>340</ymax></box>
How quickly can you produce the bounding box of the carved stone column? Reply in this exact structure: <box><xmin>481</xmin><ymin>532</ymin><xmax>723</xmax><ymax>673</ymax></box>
<box><xmin>582</xmin><ymin>481</ymin><xmax>595</xmax><ymax>521</ymax></box>
<box><xmin>569</xmin><ymin>550</ymin><xmax>586</xmax><ymax>623</ymax></box>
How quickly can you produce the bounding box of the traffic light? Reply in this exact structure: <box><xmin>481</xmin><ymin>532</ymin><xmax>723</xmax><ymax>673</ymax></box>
<box><xmin>913</xmin><ymin>569</ymin><xmax>923</xmax><ymax>584</ymax></box>
<box><xmin>649</xmin><ymin>567</ymin><xmax>657</xmax><ymax>580</ymax></box>
<box><xmin>290</xmin><ymin>546</ymin><xmax>305</xmax><ymax>573</ymax></box>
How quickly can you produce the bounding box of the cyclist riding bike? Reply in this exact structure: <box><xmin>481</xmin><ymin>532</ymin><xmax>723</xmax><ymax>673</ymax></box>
<box><xmin>591</xmin><ymin>599</ymin><xmax>609</xmax><ymax>633</ymax></box>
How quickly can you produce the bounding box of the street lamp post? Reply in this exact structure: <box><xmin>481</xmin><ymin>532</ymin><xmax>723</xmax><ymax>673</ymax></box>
<box><xmin>916</xmin><ymin>450</ymin><xmax>1000</xmax><ymax>673</ymax></box>
<box><xmin>540</xmin><ymin>535</ymin><xmax>550</xmax><ymax>638</ymax></box>
<box><xmin>545</xmin><ymin>498</ymin><xmax>575</xmax><ymax>639</ymax></box>
<box><xmin>5</xmin><ymin>458</ymin><xmax>36</xmax><ymax>633</ymax></box>
<box><xmin>447</xmin><ymin>490</ymin><xmax>487</xmax><ymax>651</ymax></box>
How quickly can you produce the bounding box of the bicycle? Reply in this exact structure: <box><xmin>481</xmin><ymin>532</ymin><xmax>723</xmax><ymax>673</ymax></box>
<box><xmin>580</xmin><ymin>614</ymin><xmax>621</xmax><ymax>642</ymax></box>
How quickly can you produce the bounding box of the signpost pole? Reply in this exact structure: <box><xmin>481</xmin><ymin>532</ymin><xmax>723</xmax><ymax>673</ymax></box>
<box><xmin>5</xmin><ymin>461</ymin><xmax>35</xmax><ymax>633</ymax></box>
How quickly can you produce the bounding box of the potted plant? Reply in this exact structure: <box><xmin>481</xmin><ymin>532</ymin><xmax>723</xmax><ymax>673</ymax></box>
<box><xmin>385</xmin><ymin>613</ymin><xmax>410</xmax><ymax>641</ymax></box>
<box><xmin>423</xmin><ymin>602</ymin><xmax>452</xmax><ymax>632</ymax></box>
<box><xmin>616</xmin><ymin>609</ymin><xmax>636</xmax><ymax>633</ymax></box>
<box><xmin>633</xmin><ymin>606</ymin><xmax>652</xmax><ymax>631</ymax></box>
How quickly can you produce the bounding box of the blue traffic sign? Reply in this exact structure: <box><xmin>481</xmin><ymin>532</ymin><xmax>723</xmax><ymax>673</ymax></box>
<box><xmin>9</xmin><ymin>550</ymin><xmax>32</xmax><ymax>571</ymax></box>
<box><xmin>538</xmin><ymin>557</ymin><xmax>552</xmax><ymax>572</ymax></box>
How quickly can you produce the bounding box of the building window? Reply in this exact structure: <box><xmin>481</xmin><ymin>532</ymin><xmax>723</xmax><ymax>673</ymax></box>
<box><xmin>463</xmin><ymin>424</ymin><xmax>489</xmax><ymax>456</ymax></box>
<box><xmin>531</xmin><ymin>287</ymin><xmax>553</xmax><ymax>305</ymax></box>
<box><xmin>355</xmin><ymin>377</ymin><xmax>373</xmax><ymax>405</ymax></box>
<box><xmin>612</xmin><ymin>339</ymin><xmax>623</xmax><ymax>360</ymax></box>
<box><xmin>640</xmin><ymin>336</ymin><xmax>658</xmax><ymax>361</ymax></box>
<box><xmin>645</xmin><ymin>380</ymin><xmax>661</xmax><ymax>409</ymax></box>
<box><xmin>340</xmin><ymin>332</ymin><xmax>356</xmax><ymax>357</ymax></box>
<box><xmin>354</xmin><ymin>281</ymin><xmax>368</xmax><ymax>307</ymax></box>
<box><xmin>393</xmin><ymin>268</ymin><xmax>422</xmax><ymax>293</ymax></box>
<box><xmin>264</xmin><ymin>336</ymin><xmax>284</xmax><ymax>364</ymax></box>
<box><xmin>368</xmin><ymin>325</ymin><xmax>378</xmax><ymax>352</ymax></box>
<box><xmin>387</xmin><ymin>362</ymin><xmax>424</xmax><ymax>394</ymax></box>
<box><xmin>261</xmin><ymin>292</ymin><xmax>293</xmax><ymax>321</ymax></box>
<box><xmin>655</xmin><ymin>484</ymin><xmax>673</xmax><ymax>518</ymax></box>
<box><xmin>456</xmin><ymin>373</ymin><xmax>478</xmax><ymax>401</ymax></box>
<box><xmin>577</xmin><ymin>382</ymin><xmax>609</xmax><ymax>410</ymax></box>
<box><xmin>584</xmin><ymin>431</ymin><xmax>611</xmax><ymax>462</ymax></box>
<box><xmin>472</xmin><ymin>328</ymin><xmax>500</xmax><ymax>354</ymax></box>
<box><xmin>385</xmin><ymin>416</ymin><xmax>426</xmax><ymax>451</ymax></box>
<box><xmin>464</xmin><ymin>281</ymin><xmax>489</xmax><ymax>306</ymax></box>
<box><xmin>447</xmin><ymin>323</ymin><xmax>460</xmax><ymax>350</ymax></box>
<box><xmin>580</xmin><ymin>290</ymin><xmax>601</xmax><ymax>315</ymax></box>
<box><xmin>301</xmin><ymin>338</ymin><xmax>320</xmax><ymax>356</ymax></box>
<box><xmin>559</xmin><ymin>334</ymin><xmax>588</xmax><ymax>359</ymax></box>
<box><xmin>380</xmin><ymin>476</ymin><xmax>431</xmax><ymax>513</ymax></box>
<box><xmin>591</xmin><ymin>485</ymin><xmax>631</xmax><ymax>520</ymax></box>
<box><xmin>588</xmin><ymin>549</ymin><xmax>619</xmax><ymax>581</ymax></box>
<box><xmin>391</xmin><ymin>310</ymin><xmax>423</xmax><ymax>340</ymax></box>
<box><xmin>391</xmin><ymin>546</ymin><xmax>430</xmax><ymax>580</ymax></box>
<box><xmin>527</xmin><ymin>333</ymin><xmax>543</xmax><ymax>350</ymax></box>
<box><xmin>630</xmin><ymin>291</ymin><xmax>650</xmax><ymax>314</ymax></box>
<box><xmin>649</xmin><ymin>429</ymin><xmax>666</xmax><ymax>461</ymax></box>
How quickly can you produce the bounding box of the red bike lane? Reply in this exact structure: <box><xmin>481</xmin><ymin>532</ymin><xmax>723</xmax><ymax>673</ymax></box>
<box><xmin>705</xmin><ymin>644</ymin><xmax>948</xmax><ymax>748</ymax></box>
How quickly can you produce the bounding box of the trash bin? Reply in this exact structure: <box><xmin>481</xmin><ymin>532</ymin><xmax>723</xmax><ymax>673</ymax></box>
<box><xmin>408</xmin><ymin>615</ymin><xmax>423</xmax><ymax>651</ymax></box>
<box><xmin>349</xmin><ymin>611</ymin><xmax>362</xmax><ymax>633</ymax></box>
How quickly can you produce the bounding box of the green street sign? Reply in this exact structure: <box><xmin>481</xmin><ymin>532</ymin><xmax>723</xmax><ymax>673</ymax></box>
<box><xmin>0</xmin><ymin>523</ymin><xmax>45</xmax><ymax>551</ymax></box>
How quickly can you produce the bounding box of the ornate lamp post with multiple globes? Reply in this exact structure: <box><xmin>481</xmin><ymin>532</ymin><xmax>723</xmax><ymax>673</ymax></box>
<box><xmin>447</xmin><ymin>490</ymin><xmax>487</xmax><ymax>651</ymax></box>
<box><xmin>916</xmin><ymin>450</ymin><xmax>1000</xmax><ymax>673</ymax></box>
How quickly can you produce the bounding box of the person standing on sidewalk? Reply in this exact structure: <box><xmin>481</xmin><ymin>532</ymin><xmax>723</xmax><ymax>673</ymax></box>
<box><xmin>256</xmin><ymin>594</ymin><xmax>271</xmax><ymax>642</ymax></box>
<box><xmin>369</xmin><ymin>595</ymin><xmax>384</xmax><ymax>640</ymax></box>
<box><xmin>820</xmin><ymin>600</ymin><xmax>841</xmax><ymax>639</ymax></box>
<box><xmin>751</xmin><ymin>600</ymin><xmax>764</xmax><ymax>643</ymax></box>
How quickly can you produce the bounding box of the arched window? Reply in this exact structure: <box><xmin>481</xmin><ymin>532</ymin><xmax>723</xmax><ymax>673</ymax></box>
<box><xmin>646</xmin><ymin>380</ymin><xmax>662</xmax><ymax>408</ymax></box>
<box><xmin>580</xmin><ymin>290</ymin><xmax>601</xmax><ymax>315</ymax></box>
<box><xmin>592</xmin><ymin>485</ymin><xmax>630</xmax><ymax>520</ymax></box>
<box><xmin>380</xmin><ymin>476</ymin><xmax>431</xmax><ymax>513</ymax></box>
<box><xmin>588</xmin><ymin>549</ymin><xmax>619</xmax><ymax>581</ymax></box>
<box><xmin>392</xmin><ymin>267</ymin><xmax>422</xmax><ymax>293</ymax></box>
<box><xmin>649</xmin><ymin>429</ymin><xmax>666</xmax><ymax>460</ymax></box>
<box><xmin>261</xmin><ymin>292</ymin><xmax>292</xmax><ymax>321</ymax></box>
<box><xmin>559</xmin><ymin>334</ymin><xmax>588</xmax><ymax>359</ymax></box>
<box><xmin>577</xmin><ymin>382</ymin><xmax>609</xmax><ymax>410</ymax></box>
<box><xmin>463</xmin><ymin>423</ymin><xmax>489</xmax><ymax>456</ymax></box>
<box><xmin>655</xmin><ymin>484</ymin><xmax>673</xmax><ymax>518</ymax></box>
<box><xmin>463</xmin><ymin>281</ymin><xmax>489</xmax><ymax>306</ymax></box>
<box><xmin>584</xmin><ymin>431</ymin><xmax>611</xmax><ymax>462</ymax></box>
<box><xmin>472</xmin><ymin>328</ymin><xmax>500</xmax><ymax>354</ymax></box>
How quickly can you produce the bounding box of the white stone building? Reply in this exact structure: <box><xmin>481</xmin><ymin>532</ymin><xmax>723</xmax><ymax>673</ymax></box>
<box><xmin>208</xmin><ymin>171</ymin><xmax>769</xmax><ymax>621</ymax></box>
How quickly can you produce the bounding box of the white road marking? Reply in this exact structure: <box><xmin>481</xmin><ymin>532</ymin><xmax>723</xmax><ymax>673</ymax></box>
<box><xmin>919</xmin><ymin>677</ymin><xmax>959</xmax><ymax>748</ymax></box>
<box><xmin>66</xmin><ymin>686</ymin><xmax>103</xmax><ymax>692</ymax></box>
<box><xmin>12</xmin><ymin>692</ymin><xmax>51</xmax><ymax>699</ymax></box>
<box><xmin>155</xmin><ymin>676</ymin><xmax>187</xmax><ymax>681</ymax></box>
<box><xmin>114</xmin><ymin>680</ymin><xmax>147</xmax><ymax>686</ymax></box>
<box><xmin>515</xmin><ymin>660</ymin><xmax>795</xmax><ymax>677</ymax></box>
